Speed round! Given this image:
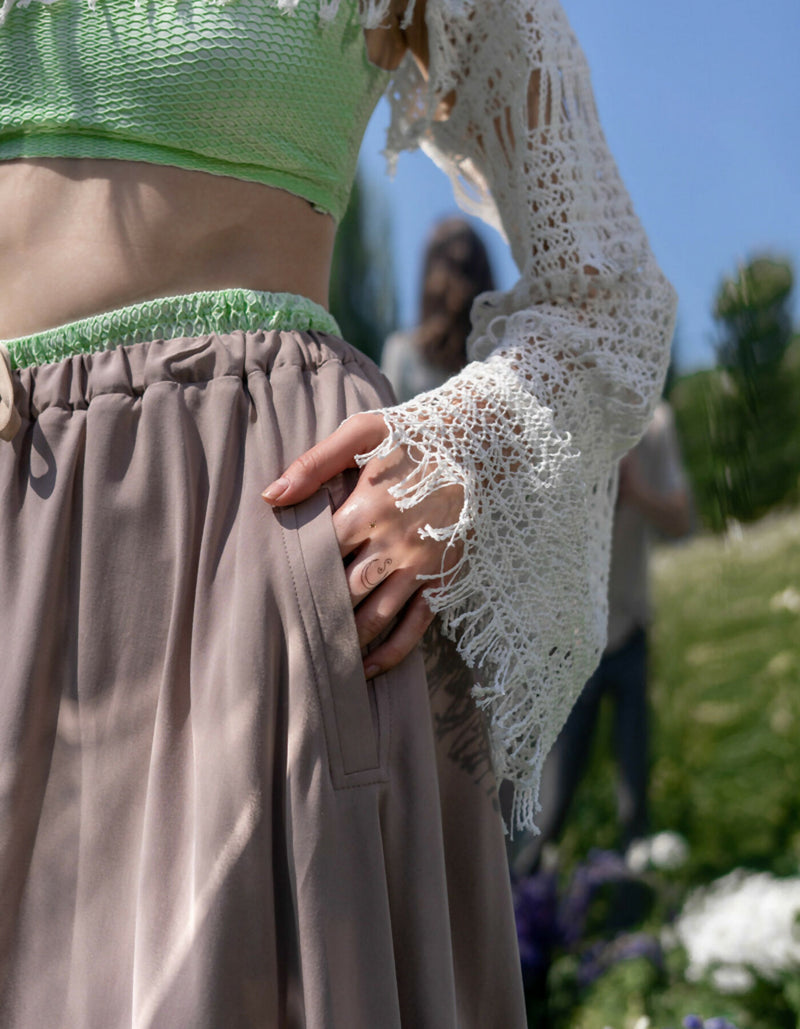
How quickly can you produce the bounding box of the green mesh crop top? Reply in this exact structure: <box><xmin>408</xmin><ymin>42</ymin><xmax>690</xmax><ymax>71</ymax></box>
<box><xmin>0</xmin><ymin>0</ymin><xmax>389</xmax><ymax>221</ymax></box>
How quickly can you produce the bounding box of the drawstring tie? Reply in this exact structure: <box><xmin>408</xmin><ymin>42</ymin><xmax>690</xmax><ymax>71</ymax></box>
<box><xmin>0</xmin><ymin>344</ymin><xmax>21</xmax><ymax>442</ymax></box>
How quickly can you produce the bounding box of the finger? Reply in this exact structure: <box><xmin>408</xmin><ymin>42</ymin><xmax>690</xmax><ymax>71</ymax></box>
<box><xmin>331</xmin><ymin>489</ymin><xmax>386</xmax><ymax>557</ymax></box>
<box><xmin>346</xmin><ymin>550</ymin><xmax>398</xmax><ymax>606</ymax></box>
<box><xmin>353</xmin><ymin>569</ymin><xmax>419</xmax><ymax>648</ymax></box>
<box><xmin>362</xmin><ymin>591</ymin><xmax>435</xmax><ymax>679</ymax></box>
<box><xmin>261</xmin><ymin>413</ymin><xmax>387</xmax><ymax>506</ymax></box>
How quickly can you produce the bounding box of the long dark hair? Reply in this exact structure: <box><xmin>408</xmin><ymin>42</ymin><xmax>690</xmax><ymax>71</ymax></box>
<box><xmin>414</xmin><ymin>218</ymin><xmax>495</xmax><ymax>374</ymax></box>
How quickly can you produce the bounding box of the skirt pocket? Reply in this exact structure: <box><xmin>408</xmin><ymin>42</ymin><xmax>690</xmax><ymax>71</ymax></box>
<box><xmin>276</xmin><ymin>485</ymin><xmax>391</xmax><ymax>789</ymax></box>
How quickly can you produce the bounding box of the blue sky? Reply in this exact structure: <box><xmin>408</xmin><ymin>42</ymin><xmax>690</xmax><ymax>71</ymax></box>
<box><xmin>357</xmin><ymin>0</ymin><xmax>800</xmax><ymax>372</ymax></box>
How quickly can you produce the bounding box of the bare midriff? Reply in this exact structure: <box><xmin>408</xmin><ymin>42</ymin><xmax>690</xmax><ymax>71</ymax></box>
<box><xmin>0</xmin><ymin>13</ymin><xmax>425</xmax><ymax>342</ymax></box>
<box><xmin>0</xmin><ymin>158</ymin><xmax>337</xmax><ymax>340</ymax></box>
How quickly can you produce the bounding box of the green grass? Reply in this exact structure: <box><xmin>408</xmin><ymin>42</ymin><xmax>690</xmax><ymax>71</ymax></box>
<box><xmin>555</xmin><ymin>508</ymin><xmax>800</xmax><ymax>881</ymax></box>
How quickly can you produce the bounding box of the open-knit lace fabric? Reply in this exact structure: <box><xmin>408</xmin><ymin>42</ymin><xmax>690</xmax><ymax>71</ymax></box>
<box><xmin>366</xmin><ymin>0</ymin><xmax>677</xmax><ymax>831</ymax></box>
<box><xmin>0</xmin><ymin>0</ymin><xmax>677</xmax><ymax>831</ymax></box>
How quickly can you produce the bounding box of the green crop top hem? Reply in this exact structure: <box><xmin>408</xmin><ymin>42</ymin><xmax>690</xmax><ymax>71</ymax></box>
<box><xmin>0</xmin><ymin>135</ymin><xmax>344</xmax><ymax>216</ymax></box>
<box><xmin>2</xmin><ymin>289</ymin><xmax>341</xmax><ymax>370</ymax></box>
<box><xmin>0</xmin><ymin>136</ymin><xmax>339</xmax><ymax>215</ymax></box>
<box><xmin>0</xmin><ymin>0</ymin><xmax>390</xmax><ymax>222</ymax></box>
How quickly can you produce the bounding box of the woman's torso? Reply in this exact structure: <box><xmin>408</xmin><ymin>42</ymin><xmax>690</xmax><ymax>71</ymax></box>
<box><xmin>0</xmin><ymin>159</ymin><xmax>337</xmax><ymax>338</ymax></box>
<box><xmin>0</xmin><ymin>0</ymin><xmax>417</xmax><ymax>340</ymax></box>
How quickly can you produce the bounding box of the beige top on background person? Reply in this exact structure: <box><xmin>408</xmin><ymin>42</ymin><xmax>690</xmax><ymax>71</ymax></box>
<box><xmin>381</xmin><ymin>330</ymin><xmax>452</xmax><ymax>402</ymax></box>
<box><xmin>607</xmin><ymin>401</ymin><xmax>691</xmax><ymax>652</ymax></box>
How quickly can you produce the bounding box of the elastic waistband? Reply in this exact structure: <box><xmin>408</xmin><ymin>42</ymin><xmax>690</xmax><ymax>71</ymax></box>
<box><xmin>2</xmin><ymin>289</ymin><xmax>341</xmax><ymax>370</ymax></box>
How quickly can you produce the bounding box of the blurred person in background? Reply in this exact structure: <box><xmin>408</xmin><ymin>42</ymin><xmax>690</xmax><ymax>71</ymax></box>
<box><xmin>512</xmin><ymin>400</ymin><xmax>691</xmax><ymax>878</ymax></box>
<box><xmin>381</xmin><ymin>217</ymin><xmax>494</xmax><ymax>402</ymax></box>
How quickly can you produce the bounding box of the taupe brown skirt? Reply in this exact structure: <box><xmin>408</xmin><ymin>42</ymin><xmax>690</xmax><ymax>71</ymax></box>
<box><xmin>0</xmin><ymin>292</ymin><xmax>526</xmax><ymax>1028</ymax></box>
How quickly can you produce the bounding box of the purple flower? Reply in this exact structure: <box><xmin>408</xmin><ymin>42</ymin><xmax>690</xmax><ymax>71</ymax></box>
<box><xmin>682</xmin><ymin>1017</ymin><xmax>739</xmax><ymax>1029</ymax></box>
<box><xmin>612</xmin><ymin>932</ymin><xmax>663</xmax><ymax>967</ymax></box>
<box><xmin>583</xmin><ymin>848</ymin><xmax>633</xmax><ymax>883</ymax></box>
<box><xmin>558</xmin><ymin>850</ymin><xmax>641</xmax><ymax>946</ymax></box>
<box><xmin>575</xmin><ymin>940</ymin><xmax>607</xmax><ymax>988</ymax></box>
<box><xmin>512</xmin><ymin>871</ymin><xmax>560</xmax><ymax>982</ymax></box>
<box><xmin>575</xmin><ymin>932</ymin><xmax>662</xmax><ymax>987</ymax></box>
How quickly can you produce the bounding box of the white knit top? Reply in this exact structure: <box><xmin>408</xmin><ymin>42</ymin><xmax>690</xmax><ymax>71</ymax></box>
<box><xmin>368</xmin><ymin>0</ymin><xmax>676</xmax><ymax>830</ymax></box>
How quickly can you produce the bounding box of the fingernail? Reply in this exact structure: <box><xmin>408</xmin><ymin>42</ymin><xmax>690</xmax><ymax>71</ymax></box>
<box><xmin>262</xmin><ymin>478</ymin><xmax>289</xmax><ymax>503</ymax></box>
<box><xmin>364</xmin><ymin>663</ymin><xmax>380</xmax><ymax>680</ymax></box>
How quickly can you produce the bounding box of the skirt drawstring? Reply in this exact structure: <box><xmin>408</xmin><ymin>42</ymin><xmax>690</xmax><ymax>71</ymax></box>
<box><xmin>0</xmin><ymin>344</ymin><xmax>21</xmax><ymax>442</ymax></box>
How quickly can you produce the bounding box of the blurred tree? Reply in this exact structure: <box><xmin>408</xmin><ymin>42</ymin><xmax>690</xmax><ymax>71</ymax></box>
<box><xmin>671</xmin><ymin>256</ymin><xmax>800</xmax><ymax>530</ymax></box>
<box><xmin>714</xmin><ymin>257</ymin><xmax>794</xmax><ymax>375</ymax></box>
<box><xmin>707</xmin><ymin>256</ymin><xmax>799</xmax><ymax>525</ymax></box>
<box><xmin>670</xmin><ymin>368</ymin><xmax>726</xmax><ymax>532</ymax></box>
<box><xmin>329</xmin><ymin>172</ymin><xmax>397</xmax><ymax>365</ymax></box>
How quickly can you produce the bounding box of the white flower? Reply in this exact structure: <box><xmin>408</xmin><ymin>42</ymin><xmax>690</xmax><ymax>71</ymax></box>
<box><xmin>770</xmin><ymin>586</ymin><xmax>800</xmax><ymax>614</ymax></box>
<box><xmin>625</xmin><ymin>831</ymin><xmax>689</xmax><ymax>873</ymax></box>
<box><xmin>649</xmin><ymin>831</ymin><xmax>689</xmax><ymax>871</ymax></box>
<box><xmin>626</xmin><ymin>837</ymin><xmax>652</xmax><ymax>874</ymax></box>
<box><xmin>676</xmin><ymin>870</ymin><xmax>800</xmax><ymax>983</ymax></box>
<box><xmin>711</xmin><ymin>964</ymin><xmax>756</xmax><ymax>994</ymax></box>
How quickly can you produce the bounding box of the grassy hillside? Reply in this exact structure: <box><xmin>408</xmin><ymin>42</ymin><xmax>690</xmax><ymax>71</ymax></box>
<box><xmin>555</xmin><ymin>508</ymin><xmax>800</xmax><ymax>881</ymax></box>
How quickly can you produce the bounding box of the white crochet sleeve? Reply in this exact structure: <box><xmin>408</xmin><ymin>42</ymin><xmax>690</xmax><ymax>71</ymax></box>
<box><xmin>359</xmin><ymin>0</ymin><xmax>677</xmax><ymax>831</ymax></box>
